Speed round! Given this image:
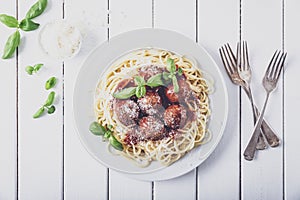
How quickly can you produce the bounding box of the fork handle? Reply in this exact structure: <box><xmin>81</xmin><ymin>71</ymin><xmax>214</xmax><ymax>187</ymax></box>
<box><xmin>243</xmin><ymin>86</ymin><xmax>280</xmax><ymax>147</ymax></box>
<box><xmin>254</xmin><ymin>107</ymin><xmax>280</xmax><ymax>147</ymax></box>
<box><xmin>244</xmin><ymin>93</ymin><xmax>270</xmax><ymax>161</ymax></box>
<box><xmin>244</xmin><ymin>86</ymin><xmax>267</xmax><ymax>150</ymax></box>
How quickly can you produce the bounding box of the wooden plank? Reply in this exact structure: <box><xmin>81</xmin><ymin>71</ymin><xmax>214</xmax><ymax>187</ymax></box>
<box><xmin>154</xmin><ymin>1</ymin><xmax>197</xmax><ymax>199</ymax></box>
<box><xmin>0</xmin><ymin>1</ymin><xmax>17</xmax><ymax>199</ymax></box>
<box><xmin>241</xmin><ymin>0</ymin><xmax>283</xmax><ymax>198</ymax></box>
<box><xmin>17</xmin><ymin>0</ymin><xmax>63</xmax><ymax>199</ymax></box>
<box><xmin>154</xmin><ymin>171</ymin><xmax>196</xmax><ymax>200</ymax></box>
<box><xmin>63</xmin><ymin>0</ymin><xmax>109</xmax><ymax>199</ymax></box>
<box><xmin>284</xmin><ymin>0</ymin><xmax>300</xmax><ymax>198</ymax></box>
<box><xmin>109</xmin><ymin>0</ymin><xmax>152</xmax><ymax>37</ymax></box>
<box><xmin>109</xmin><ymin>0</ymin><xmax>153</xmax><ymax>200</ymax></box>
<box><xmin>197</xmin><ymin>0</ymin><xmax>240</xmax><ymax>199</ymax></box>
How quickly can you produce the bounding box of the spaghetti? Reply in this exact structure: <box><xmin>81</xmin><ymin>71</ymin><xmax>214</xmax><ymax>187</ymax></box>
<box><xmin>94</xmin><ymin>48</ymin><xmax>211</xmax><ymax>167</ymax></box>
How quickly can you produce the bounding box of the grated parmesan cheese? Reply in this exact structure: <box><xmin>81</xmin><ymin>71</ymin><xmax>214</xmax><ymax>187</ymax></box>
<box><xmin>39</xmin><ymin>20</ymin><xmax>82</xmax><ymax>60</ymax></box>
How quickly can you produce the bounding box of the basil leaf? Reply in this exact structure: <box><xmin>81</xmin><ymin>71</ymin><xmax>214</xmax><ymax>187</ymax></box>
<box><xmin>136</xmin><ymin>85</ymin><xmax>146</xmax><ymax>98</ymax></box>
<box><xmin>89</xmin><ymin>122</ymin><xmax>106</xmax><ymax>136</ymax></box>
<box><xmin>178</xmin><ymin>67</ymin><xmax>183</xmax><ymax>76</ymax></box>
<box><xmin>26</xmin><ymin>0</ymin><xmax>48</xmax><ymax>19</ymax></box>
<box><xmin>47</xmin><ymin>105</ymin><xmax>55</xmax><ymax>114</ymax></box>
<box><xmin>45</xmin><ymin>77</ymin><xmax>57</xmax><ymax>90</ymax></box>
<box><xmin>113</xmin><ymin>87</ymin><xmax>136</xmax><ymax>99</ymax></box>
<box><xmin>2</xmin><ymin>30</ymin><xmax>20</xmax><ymax>59</ymax></box>
<box><xmin>172</xmin><ymin>76</ymin><xmax>179</xmax><ymax>93</ymax></box>
<box><xmin>33</xmin><ymin>107</ymin><xmax>45</xmax><ymax>118</ymax></box>
<box><xmin>0</xmin><ymin>14</ymin><xmax>18</xmax><ymax>28</ymax></box>
<box><xmin>19</xmin><ymin>18</ymin><xmax>40</xmax><ymax>31</ymax></box>
<box><xmin>33</xmin><ymin>63</ymin><xmax>43</xmax><ymax>72</ymax></box>
<box><xmin>44</xmin><ymin>91</ymin><xmax>55</xmax><ymax>106</ymax></box>
<box><xmin>109</xmin><ymin>135</ymin><xmax>124</xmax><ymax>151</ymax></box>
<box><xmin>25</xmin><ymin>66</ymin><xmax>34</xmax><ymax>75</ymax></box>
<box><xmin>166</xmin><ymin>58</ymin><xmax>176</xmax><ymax>73</ymax></box>
<box><xmin>134</xmin><ymin>76</ymin><xmax>145</xmax><ymax>86</ymax></box>
<box><xmin>146</xmin><ymin>73</ymin><xmax>164</xmax><ymax>87</ymax></box>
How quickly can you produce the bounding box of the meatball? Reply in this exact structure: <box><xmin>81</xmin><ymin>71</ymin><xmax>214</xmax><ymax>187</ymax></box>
<box><xmin>164</xmin><ymin>78</ymin><xmax>196</xmax><ymax>103</ymax></box>
<box><xmin>138</xmin><ymin>65</ymin><xmax>164</xmax><ymax>81</ymax></box>
<box><xmin>164</xmin><ymin>104</ymin><xmax>187</xmax><ymax>129</ymax></box>
<box><xmin>164</xmin><ymin>85</ymin><xmax>179</xmax><ymax>103</ymax></box>
<box><xmin>137</xmin><ymin>91</ymin><xmax>163</xmax><ymax>117</ymax></box>
<box><xmin>139</xmin><ymin>116</ymin><xmax>166</xmax><ymax>140</ymax></box>
<box><xmin>113</xmin><ymin>99</ymin><xmax>139</xmax><ymax>126</ymax></box>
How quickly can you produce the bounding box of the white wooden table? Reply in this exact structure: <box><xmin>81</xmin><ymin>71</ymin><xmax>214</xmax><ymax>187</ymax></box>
<box><xmin>1</xmin><ymin>0</ymin><xmax>299</xmax><ymax>199</ymax></box>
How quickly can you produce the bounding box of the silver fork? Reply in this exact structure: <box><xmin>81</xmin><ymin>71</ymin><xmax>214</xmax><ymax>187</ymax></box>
<box><xmin>236</xmin><ymin>41</ymin><xmax>267</xmax><ymax>150</ymax></box>
<box><xmin>243</xmin><ymin>50</ymin><xmax>287</xmax><ymax>161</ymax></box>
<box><xmin>219</xmin><ymin>44</ymin><xmax>275</xmax><ymax>149</ymax></box>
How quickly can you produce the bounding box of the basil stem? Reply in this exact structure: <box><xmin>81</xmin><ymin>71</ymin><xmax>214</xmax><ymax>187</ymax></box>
<box><xmin>109</xmin><ymin>135</ymin><xmax>124</xmax><ymax>151</ymax></box>
<box><xmin>26</xmin><ymin>0</ymin><xmax>48</xmax><ymax>19</ymax></box>
<box><xmin>89</xmin><ymin>122</ymin><xmax>106</xmax><ymax>136</ymax></box>
<box><xmin>146</xmin><ymin>73</ymin><xmax>164</xmax><ymax>87</ymax></box>
<box><xmin>172</xmin><ymin>76</ymin><xmax>179</xmax><ymax>93</ymax></box>
<box><xmin>0</xmin><ymin>14</ymin><xmax>18</xmax><ymax>28</ymax></box>
<box><xmin>25</xmin><ymin>66</ymin><xmax>34</xmax><ymax>75</ymax></box>
<box><xmin>104</xmin><ymin>130</ymin><xmax>111</xmax><ymax>139</ymax></box>
<box><xmin>2</xmin><ymin>30</ymin><xmax>20</xmax><ymax>59</ymax></box>
<box><xmin>19</xmin><ymin>18</ymin><xmax>40</xmax><ymax>31</ymax></box>
<box><xmin>113</xmin><ymin>87</ymin><xmax>136</xmax><ymax>99</ymax></box>
<box><xmin>45</xmin><ymin>77</ymin><xmax>57</xmax><ymax>90</ymax></box>
<box><xmin>33</xmin><ymin>107</ymin><xmax>45</xmax><ymax>118</ymax></box>
<box><xmin>44</xmin><ymin>91</ymin><xmax>55</xmax><ymax>106</ymax></box>
<box><xmin>178</xmin><ymin>67</ymin><xmax>183</xmax><ymax>76</ymax></box>
<box><xmin>47</xmin><ymin>105</ymin><xmax>55</xmax><ymax>114</ymax></box>
<box><xmin>166</xmin><ymin>58</ymin><xmax>176</xmax><ymax>73</ymax></box>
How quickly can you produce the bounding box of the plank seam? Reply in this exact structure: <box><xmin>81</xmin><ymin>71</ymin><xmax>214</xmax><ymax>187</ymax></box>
<box><xmin>282</xmin><ymin>0</ymin><xmax>285</xmax><ymax>199</ymax></box>
<box><xmin>16</xmin><ymin>0</ymin><xmax>19</xmax><ymax>199</ymax></box>
<box><xmin>152</xmin><ymin>0</ymin><xmax>154</xmax><ymax>28</ymax></box>
<box><xmin>239</xmin><ymin>0</ymin><xmax>242</xmax><ymax>199</ymax></box>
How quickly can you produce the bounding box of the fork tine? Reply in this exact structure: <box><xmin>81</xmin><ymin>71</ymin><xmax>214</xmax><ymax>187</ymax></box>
<box><xmin>219</xmin><ymin>47</ymin><xmax>234</xmax><ymax>75</ymax></box>
<box><xmin>266</xmin><ymin>50</ymin><xmax>279</xmax><ymax>78</ymax></box>
<box><xmin>225</xmin><ymin>43</ymin><xmax>237</xmax><ymax>71</ymax></box>
<box><xmin>270</xmin><ymin>51</ymin><xmax>283</xmax><ymax>79</ymax></box>
<box><xmin>236</xmin><ymin>42</ymin><xmax>241</xmax><ymax>70</ymax></box>
<box><xmin>243</xmin><ymin>41</ymin><xmax>250</xmax><ymax>70</ymax></box>
<box><xmin>274</xmin><ymin>52</ymin><xmax>287</xmax><ymax>80</ymax></box>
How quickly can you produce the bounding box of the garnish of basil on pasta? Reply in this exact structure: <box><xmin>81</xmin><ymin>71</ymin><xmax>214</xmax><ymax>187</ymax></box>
<box><xmin>162</xmin><ymin>58</ymin><xmax>183</xmax><ymax>93</ymax></box>
<box><xmin>113</xmin><ymin>74</ymin><xmax>165</xmax><ymax>99</ymax></box>
<box><xmin>89</xmin><ymin>122</ymin><xmax>124</xmax><ymax>151</ymax></box>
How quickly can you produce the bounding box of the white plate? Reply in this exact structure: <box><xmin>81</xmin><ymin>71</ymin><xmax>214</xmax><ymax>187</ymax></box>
<box><xmin>73</xmin><ymin>28</ymin><xmax>228</xmax><ymax>181</ymax></box>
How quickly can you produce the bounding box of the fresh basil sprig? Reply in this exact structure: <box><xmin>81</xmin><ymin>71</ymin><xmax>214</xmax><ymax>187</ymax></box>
<box><xmin>26</xmin><ymin>63</ymin><xmax>43</xmax><ymax>75</ymax></box>
<box><xmin>89</xmin><ymin>122</ymin><xmax>124</xmax><ymax>151</ymax></box>
<box><xmin>2</xmin><ymin>30</ymin><xmax>20</xmax><ymax>59</ymax></box>
<box><xmin>33</xmin><ymin>91</ymin><xmax>56</xmax><ymax>118</ymax></box>
<box><xmin>114</xmin><ymin>74</ymin><xmax>165</xmax><ymax>99</ymax></box>
<box><xmin>162</xmin><ymin>58</ymin><xmax>183</xmax><ymax>93</ymax></box>
<box><xmin>0</xmin><ymin>0</ymin><xmax>48</xmax><ymax>59</ymax></box>
<box><xmin>0</xmin><ymin>14</ymin><xmax>18</xmax><ymax>28</ymax></box>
